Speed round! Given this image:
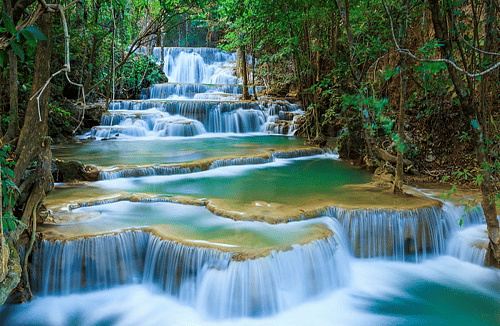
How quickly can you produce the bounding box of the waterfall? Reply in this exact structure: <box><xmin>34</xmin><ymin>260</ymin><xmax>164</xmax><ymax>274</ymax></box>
<box><xmin>91</xmin><ymin>100</ymin><xmax>301</xmax><ymax>137</ymax></box>
<box><xmin>31</xmin><ymin>231</ymin><xmax>231</xmax><ymax>296</ymax></box>
<box><xmin>196</xmin><ymin>236</ymin><xmax>350</xmax><ymax>319</ymax></box>
<box><xmin>84</xmin><ymin>47</ymin><xmax>303</xmax><ymax>139</ymax></box>
<box><xmin>446</xmin><ymin>224</ymin><xmax>487</xmax><ymax>265</ymax></box>
<box><xmin>31</xmin><ymin>231</ymin><xmax>150</xmax><ymax>295</ymax></box>
<box><xmin>30</xmin><ymin>229</ymin><xmax>350</xmax><ymax>319</ymax></box>
<box><xmin>323</xmin><ymin>205</ymin><xmax>484</xmax><ymax>261</ymax></box>
<box><xmin>97</xmin><ymin>149</ymin><xmax>327</xmax><ymax>180</ymax></box>
<box><xmin>141</xmin><ymin>235</ymin><xmax>231</xmax><ymax>304</ymax></box>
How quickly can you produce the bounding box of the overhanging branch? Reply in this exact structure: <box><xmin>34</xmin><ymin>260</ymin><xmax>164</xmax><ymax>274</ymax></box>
<box><xmin>381</xmin><ymin>0</ymin><xmax>500</xmax><ymax>78</ymax></box>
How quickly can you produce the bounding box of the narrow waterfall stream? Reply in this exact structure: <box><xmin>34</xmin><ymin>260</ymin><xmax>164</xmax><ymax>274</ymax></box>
<box><xmin>1</xmin><ymin>47</ymin><xmax>499</xmax><ymax>325</ymax></box>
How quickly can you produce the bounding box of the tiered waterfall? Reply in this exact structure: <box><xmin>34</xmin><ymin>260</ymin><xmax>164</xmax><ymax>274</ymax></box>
<box><xmin>88</xmin><ymin>47</ymin><xmax>303</xmax><ymax>139</ymax></box>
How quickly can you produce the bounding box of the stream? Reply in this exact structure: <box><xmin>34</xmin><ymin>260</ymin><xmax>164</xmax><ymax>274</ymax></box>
<box><xmin>1</xmin><ymin>47</ymin><xmax>499</xmax><ymax>325</ymax></box>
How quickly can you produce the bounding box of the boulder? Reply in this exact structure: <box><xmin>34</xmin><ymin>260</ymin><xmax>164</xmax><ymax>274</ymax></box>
<box><xmin>52</xmin><ymin>159</ymin><xmax>100</xmax><ymax>182</ymax></box>
<box><xmin>0</xmin><ymin>242</ymin><xmax>21</xmax><ymax>305</ymax></box>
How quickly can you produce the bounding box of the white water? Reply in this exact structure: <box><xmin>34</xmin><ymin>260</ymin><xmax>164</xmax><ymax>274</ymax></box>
<box><xmin>12</xmin><ymin>46</ymin><xmax>499</xmax><ymax>324</ymax></box>
<box><xmin>323</xmin><ymin>205</ymin><xmax>484</xmax><ymax>260</ymax></box>
<box><xmin>86</xmin><ymin>47</ymin><xmax>302</xmax><ymax>139</ymax></box>
<box><xmin>2</xmin><ymin>257</ymin><xmax>499</xmax><ymax>325</ymax></box>
<box><xmin>28</xmin><ymin>225</ymin><xmax>350</xmax><ymax>319</ymax></box>
<box><xmin>13</xmin><ymin>201</ymin><xmax>497</xmax><ymax>322</ymax></box>
<box><xmin>446</xmin><ymin>224</ymin><xmax>487</xmax><ymax>265</ymax></box>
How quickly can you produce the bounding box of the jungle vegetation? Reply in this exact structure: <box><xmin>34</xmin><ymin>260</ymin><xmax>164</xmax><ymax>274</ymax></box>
<box><xmin>0</xmin><ymin>0</ymin><xmax>499</xmax><ymax>303</ymax></box>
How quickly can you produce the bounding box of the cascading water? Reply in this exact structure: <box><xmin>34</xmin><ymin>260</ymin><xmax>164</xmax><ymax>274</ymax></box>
<box><xmin>196</xmin><ymin>236</ymin><xmax>350</xmax><ymax>319</ymax></box>
<box><xmin>3</xmin><ymin>202</ymin><xmax>498</xmax><ymax>324</ymax></box>
<box><xmin>87</xmin><ymin>47</ymin><xmax>302</xmax><ymax>139</ymax></box>
<box><xmin>323</xmin><ymin>205</ymin><xmax>485</xmax><ymax>261</ymax></box>
<box><xmin>3</xmin><ymin>47</ymin><xmax>499</xmax><ymax>325</ymax></box>
<box><xmin>29</xmin><ymin>229</ymin><xmax>350</xmax><ymax>319</ymax></box>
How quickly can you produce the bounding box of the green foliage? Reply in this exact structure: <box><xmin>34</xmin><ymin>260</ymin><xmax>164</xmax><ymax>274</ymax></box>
<box><xmin>440</xmin><ymin>183</ymin><xmax>457</xmax><ymax>200</ymax></box>
<box><xmin>341</xmin><ymin>92</ymin><xmax>392</xmax><ymax>137</ymax></box>
<box><xmin>452</xmin><ymin>169</ymin><xmax>473</xmax><ymax>181</ymax></box>
<box><xmin>0</xmin><ymin>11</ymin><xmax>47</xmax><ymax>66</ymax></box>
<box><xmin>49</xmin><ymin>103</ymin><xmax>71</xmax><ymax>128</ymax></box>
<box><xmin>457</xmin><ymin>131</ymin><xmax>471</xmax><ymax>142</ymax></box>
<box><xmin>0</xmin><ymin>146</ymin><xmax>19</xmax><ymax>233</ymax></box>
<box><xmin>119</xmin><ymin>53</ymin><xmax>166</xmax><ymax>96</ymax></box>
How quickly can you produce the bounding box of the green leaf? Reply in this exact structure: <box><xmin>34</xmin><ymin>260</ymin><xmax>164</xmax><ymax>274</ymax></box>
<box><xmin>8</xmin><ymin>218</ymin><xmax>16</xmax><ymax>230</ymax></box>
<box><xmin>458</xmin><ymin>218</ymin><xmax>463</xmax><ymax>227</ymax></box>
<box><xmin>2</xmin><ymin>167</ymin><xmax>15</xmax><ymax>178</ymax></box>
<box><xmin>2</xmin><ymin>12</ymin><xmax>16</xmax><ymax>36</ymax></box>
<box><xmin>25</xmin><ymin>26</ymin><xmax>47</xmax><ymax>41</ymax></box>
<box><xmin>9</xmin><ymin>40</ymin><xmax>24</xmax><ymax>61</ymax></box>
<box><xmin>21</xmin><ymin>29</ymin><xmax>36</xmax><ymax>43</ymax></box>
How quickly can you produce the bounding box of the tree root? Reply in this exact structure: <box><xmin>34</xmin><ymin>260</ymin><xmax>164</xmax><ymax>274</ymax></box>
<box><xmin>22</xmin><ymin>207</ymin><xmax>38</xmax><ymax>301</ymax></box>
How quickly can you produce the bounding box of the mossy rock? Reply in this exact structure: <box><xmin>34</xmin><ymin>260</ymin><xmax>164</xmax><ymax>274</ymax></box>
<box><xmin>0</xmin><ymin>243</ymin><xmax>21</xmax><ymax>305</ymax></box>
<box><xmin>0</xmin><ymin>235</ymin><xmax>8</xmax><ymax>282</ymax></box>
<box><xmin>52</xmin><ymin>159</ymin><xmax>100</xmax><ymax>182</ymax></box>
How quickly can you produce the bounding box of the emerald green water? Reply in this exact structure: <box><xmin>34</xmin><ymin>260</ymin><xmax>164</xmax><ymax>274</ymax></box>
<box><xmin>43</xmin><ymin>200</ymin><xmax>329</xmax><ymax>248</ymax></box>
<box><xmin>97</xmin><ymin>157</ymin><xmax>372</xmax><ymax>206</ymax></box>
<box><xmin>53</xmin><ymin>136</ymin><xmax>305</xmax><ymax>166</ymax></box>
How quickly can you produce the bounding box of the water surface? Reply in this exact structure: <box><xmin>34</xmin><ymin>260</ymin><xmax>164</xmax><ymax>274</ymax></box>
<box><xmin>53</xmin><ymin>135</ymin><xmax>306</xmax><ymax>166</ymax></box>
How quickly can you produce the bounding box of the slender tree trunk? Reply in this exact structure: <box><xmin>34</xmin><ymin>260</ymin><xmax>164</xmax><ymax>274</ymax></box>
<box><xmin>394</xmin><ymin>0</ymin><xmax>408</xmax><ymax>193</ymax></box>
<box><xmin>0</xmin><ymin>161</ymin><xmax>4</xmax><ymax>282</ymax></box>
<box><xmin>428</xmin><ymin>0</ymin><xmax>472</xmax><ymax>113</ymax></box>
<box><xmin>394</xmin><ymin>55</ymin><xmax>406</xmax><ymax>193</ymax></box>
<box><xmin>251</xmin><ymin>39</ymin><xmax>257</xmax><ymax>101</ymax></box>
<box><xmin>240</xmin><ymin>47</ymin><xmax>250</xmax><ymax>100</ymax></box>
<box><xmin>160</xmin><ymin>27</ymin><xmax>165</xmax><ymax>65</ymax></box>
<box><xmin>83</xmin><ymin>37</ymin><xmax>98</xmax><ymax>94</ymax></box>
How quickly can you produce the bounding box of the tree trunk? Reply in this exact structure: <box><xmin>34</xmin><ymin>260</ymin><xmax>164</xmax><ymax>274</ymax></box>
<box><xmin>2</xmin><ymin>1</ymin><xmax>20</xmax><ymax>143</ymax></box>
<box><xmin>83</xmin><ymin>2</ymin><xmax>101</xmax><ymax>95</ymax></box>
<box><xmin>251</xmin><ymin>43</ymin><xmax>257</xmax><ymax>100</ymax></box>
<box><xmin>83</xmin><ymin>37</ymin><xmax>98</xmax><ymax>94</ymax></box>
<box><xmin>480</xmin><ymin>0</ymin><xmax>499</xmax><ymax>268</ymax></box>
<box><xmin>428</xmin><ymin>0</ymin><xmax>473</xmax><ymax>113</ymax></box>
<box><xmin>13</xmin><ymin>7</ymin><xmax>53</xmax><ymax>188</ymax></box>
<box><xmin>240</xmin><ymin>47</ymin><xmax>251</xmax><ymax>100</ymax></box>
<box><xmin>160</xmin><ymin>27</ymin><xmax>165</xmax><ymax>65</ymax></box>
<box><xmin>429</xmin><ymin>0</ymin><xmax>500</xmax><ymax>267</ymax></box>
<box><xmin>394</xmin><ymin>55</ymin><xmax>406</xmax><ymax>193</ymax></box>
<box><xmin>394</xmin><ymin>0</ymin><xmax>408</xmax><ymax>193</ymax></box>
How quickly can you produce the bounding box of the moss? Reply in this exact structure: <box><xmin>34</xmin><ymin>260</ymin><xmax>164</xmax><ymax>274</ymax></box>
<box><xmin>0</xmin><ymin>243</ymin><xmax>22</xmax><ymax>306</ymax></box>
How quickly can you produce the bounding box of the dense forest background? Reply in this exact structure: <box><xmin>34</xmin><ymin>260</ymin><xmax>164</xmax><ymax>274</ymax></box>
<box><xmin>0</xmin><ymin>0</ymin><xmax>499</xmax><ymax>302</ymax></box>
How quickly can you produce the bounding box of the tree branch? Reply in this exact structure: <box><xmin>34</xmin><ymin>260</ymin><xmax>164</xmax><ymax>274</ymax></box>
<box><xmin>87</xmin><ymin>8</ymin><xmax>192</xmax><ymax>96</ymax></box>
<box><xmin>381</xmin><ymin>0</ymin><xmax>500</xmax><ymax>78</ymax></box>
<box><xmin>29</xmin><ymin>3</ymin><xmax>84</xmax><ymax>123</ymax></box>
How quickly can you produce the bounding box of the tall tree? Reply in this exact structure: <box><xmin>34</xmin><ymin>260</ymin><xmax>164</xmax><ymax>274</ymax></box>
<box><xmin>427</xmin><ymin>0</ymin><xmax>500</xmax><ymax>267</ymax></box>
